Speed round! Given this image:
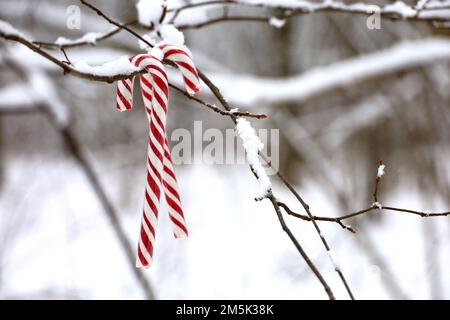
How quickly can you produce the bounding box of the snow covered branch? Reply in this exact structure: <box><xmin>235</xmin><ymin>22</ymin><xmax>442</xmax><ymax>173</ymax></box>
<box><xmin>208</xmin><ymin>38</ymin><xmax>450</xmax><ymax>107</ymax></box>
<box><xmin>168</xmin><ymin>0</ymin><xmax>450</xmax><ymax>23</ymax></box>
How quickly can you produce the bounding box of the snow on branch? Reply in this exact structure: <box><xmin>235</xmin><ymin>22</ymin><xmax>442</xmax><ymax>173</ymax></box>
<box><xmin>236</xmin><ymin>118</ymin><xmax>272</xmax><ymax>198</ymax></box>
<box><xmin>54</xmin><ymin>32</ymin><xmax>104</xmax><ymax>46</ymax></box>
<box><xmin>73</xmin><ymin>56</ymin><xmax>142</xmax><ymax>77</ymax></box>
<box><xmin>0</xmin><ymin>19</ymin><xmax>31</xmax><ymax>41</ymax></box>
<box><xmin>238</xmin><ymin>0</ymin><xmax>446</xmax><ymax>19</ymax></box>
<box><xmin>377</xmin><ymin>164</ymin><xmax>386</xmax><ymax>178</ymax></box>
<box><xmin>209</xmin><ymin>38</ymin><xmax>450</xmax><ymax>107</ymax></box>
<box><xmin>170</xmin><ymin>0</ymin><xmax>450</xmax><ymax>22</ymax></box>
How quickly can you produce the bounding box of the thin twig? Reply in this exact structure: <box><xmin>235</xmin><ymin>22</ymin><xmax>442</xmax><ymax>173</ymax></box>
<box><xmin>276</xmin><ymin>165</ymin><xmax>450</xmax><ymax>233</ymax></box>
<box><xmin>79</xmin><ymin>0</ymin><xmax>153</xmax><ymax>48</ymax></box>
<box><xmin>169</xmin><ymin>84</ymin><xmax>267</xmax><ymax>119</ymax></box>
<box><xmin>32</xmin><ymin>20</ymin><xmax>137</xmax><ymax>49</ymax></box>
<box><xmin>60</xmin><ymin>48</ymin><xmax>71</xmax><ymax>64</ymax></box>
<box><xmin>265</xmin><ymin>158</ymin><xmax>354</xmax><ymax>299</ymax></box>
<box><xmin>267</xmin><ymin>194</ymin><xmax>336</xmax><ymax>300</ymax></box>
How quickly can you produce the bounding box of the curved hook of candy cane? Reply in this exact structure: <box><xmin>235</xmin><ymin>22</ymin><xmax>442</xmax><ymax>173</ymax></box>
<box><xmin>116</xmin><ymin>54</ymin><xmax>154</xmax><ymax>112</ymax></box>
<box><xmin>158</xmin><ymin>44</ymin><xmax>201</xmax><ymax>95</ymax></box>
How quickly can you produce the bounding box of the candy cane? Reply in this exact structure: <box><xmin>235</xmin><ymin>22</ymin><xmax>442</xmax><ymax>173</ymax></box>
<box><xmin>115</xmin><ymin>44</ymin><xmax>200</xmax><ymax>268</ymax></box>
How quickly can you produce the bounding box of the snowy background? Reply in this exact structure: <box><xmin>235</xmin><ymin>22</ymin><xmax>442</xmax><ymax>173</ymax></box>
<box><xmin>1</xmin><ymin>0</ymin><xmax>450</xmax><ymax>299</ymax></box>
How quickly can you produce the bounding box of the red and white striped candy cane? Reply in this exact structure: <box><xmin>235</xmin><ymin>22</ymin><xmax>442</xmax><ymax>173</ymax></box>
<box><xmin>115</xmin><ymin>44</ymin><xmax>200</xmax><ymax>268</ymax></box>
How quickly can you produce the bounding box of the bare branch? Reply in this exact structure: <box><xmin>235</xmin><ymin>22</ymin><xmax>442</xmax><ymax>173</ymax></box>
<box><xmin>277</xmin><ymin>164</ymin><xmax>450</xmax><ymax>233</ymax></box>
<box><xmin>267</xmin><ymin>194</ymin><xmax>336</xmax><ymax>300</ymax></box>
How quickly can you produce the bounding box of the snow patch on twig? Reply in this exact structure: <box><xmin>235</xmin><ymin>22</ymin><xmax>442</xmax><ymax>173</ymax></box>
<box><xmin>236</xmin><ymin>118</ymin><xmax>271</xmax><ymax>198</ymax></box>
<box><xmin>159</xmin><ymin>24</ymin><xmax>185</xmax><ymax>46</ymax></box>
<box><xmin>372</xmin><ymin>202</ymin><xmax>382</xmax><ymax>209</ymax></box>
<box><xmin>384</xmin><ymin>1</ymin><xmax>417</xmax><ymax>17</ymax></box>
<box><xmin>377</xmin><ymin>164</ymin><xmax>385</xmax><ymax>178</ymax></box>
<box><xmin>269</xmin><ymin>17</ymin><xmax>286</xmax><ymax>28</ymax></box>
<box><xmin>0</xmin><ymin>19</ymin><xmax>31</xmax><ymax>40</ymax></box>
<box><xmin>55</xmin><ymin>32</ymin><xmax>103</xmax><ymax>46</ymax></box>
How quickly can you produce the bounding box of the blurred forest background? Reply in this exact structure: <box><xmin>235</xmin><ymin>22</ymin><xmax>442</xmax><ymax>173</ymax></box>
<box><xmin>0</xmin><ymin>0</ymin><xmax>450</xmax><ymax>299</ymax></box>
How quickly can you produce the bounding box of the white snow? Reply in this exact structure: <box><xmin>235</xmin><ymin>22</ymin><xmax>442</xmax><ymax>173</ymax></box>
<box><xmin>383</xmin><ymin>1</ymin><xmax>417</xmax><ymax>17</ymax></box>
<box><xmin>158</xmin><ymin>24</ymin><xmax>185</xmax><ymax>46</ymax></box>
<box><xmin>54</xmin><ymin>32</ymin><xmax>103</xmax><ymax>46</ymax></box>
<box><xmin>207</xmin><ymin>38</ymin><xmax>450</xmax><ymax>108</ymax></box>
<box><xmin>151</xmin><ymin>46</ymin><xmax>164</xmax><ymax>60</ymax></box>
<box><xmin>0</xmin><ymin>84</ymin><xmax>37</xmax><ymax>108</ymax></box>
<box><xmin>236</xmin><ymin>118</ymin><xmax>271</xmax><ymax>198</ymax></box>
<box><xmin>73</xmin><ymin>56</ymin><xmax>142</xmax><ymax>77</ymax></box>
<box><xmin>0</xmin><ymin>19</ymin><xmax>31</xmax><ymax>40</ymax></box>
<box><xmin>269</xmin><ymin>17</ymin><xmax>286</xmax><ymax>28</ymax></box>
<box><xmin>427</xmin><ymin>0</ymin><xmax>450</xmax><ymax>8</ymax></box>
<box><xmin>169</xmin><ymin>2</ymin><xmax>209</xmax><ymax>26</ymax></box>
<box><xmin>372</xmin><ymin>202</ymin><xmax>382</xmax><ymax>209</ymax></box>
<box><xmin>419</xmin><ymin>9</ymin><xmax>450</xmax><ymax>19</ymax></box>
<box><xmin>377</xmin><ymin>164</ymin><xmax>386</xmax><ymax>178</ymax></box>
<box><xmin>234</xmin><ymin>1</ymin><xmax>449</xmax><ymax>21</ymax></box>
<box><xmin>136</xmin><ymin>0</ymin><xmax>165</xmax><ymax>27</ymax></box>
<box><xmin>139</xmin><ymin>24</ymin><xmax>185</xmax><ymax>51</ymax></box>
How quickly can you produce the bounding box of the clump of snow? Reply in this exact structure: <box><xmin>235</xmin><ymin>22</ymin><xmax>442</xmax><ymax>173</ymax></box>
<box><xmin>73</xmin><ymin>56</ymin><xmax>141</xmax><ymax>77</ymax></box>
<box><xmin>159</xmin><ymin>24</ymin><xmax>185</xmax><ymax>46</ymax></box>
<box><xmin>229</xmin><ymin>108</ymin><xmax>239</xmax><ymax>114</ymax></box>
<box><xmin>136</xmin><ymin>0</ymin><xmax>165</xmax><ymax>27</ymax></box>
<box><xmin>55</xmin><ymin>32</ymin><xmax>103</xmax><ymax>46</ymax></box>
<box><xmin>151</xmin><ymin>46</ymin><xmax>164</xmax><ymax>60</ymax></box>
<box><xmin>139</xmin><ymin>23</ymin><xmax>185</xmax><ymax>50</ymax></box>
<box><xmin>383</xmin><ymin>1</ymin><xmax>417</xmax><ymax>17</ymax></box>
<box><xmin>269</xmin><ymin>17</ymin><xmax>286</xmax><ymax>28</ymax></box>
<box><xmin>0</xmin><ymin>19</ymin><xmax>31</xmax><ymax>40</ymax></box>
<box><xmin>372</xmin><ymin>202</ymin><xmax>382</xmax><ymax>209</ymax></box>
<box><xmin>377</xmin><ymin>164</ymin><xmax>385</xmax><ymax>178</ymax></box>
<box><xmin>236</xmin><ymin>118</ymin><xmax>271</xmax><ymax>198</ymax></box>
<box><xmin>139</xmin><ymin>24</ymin><xmax>185</xmax><ymax>50</ymax></box>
